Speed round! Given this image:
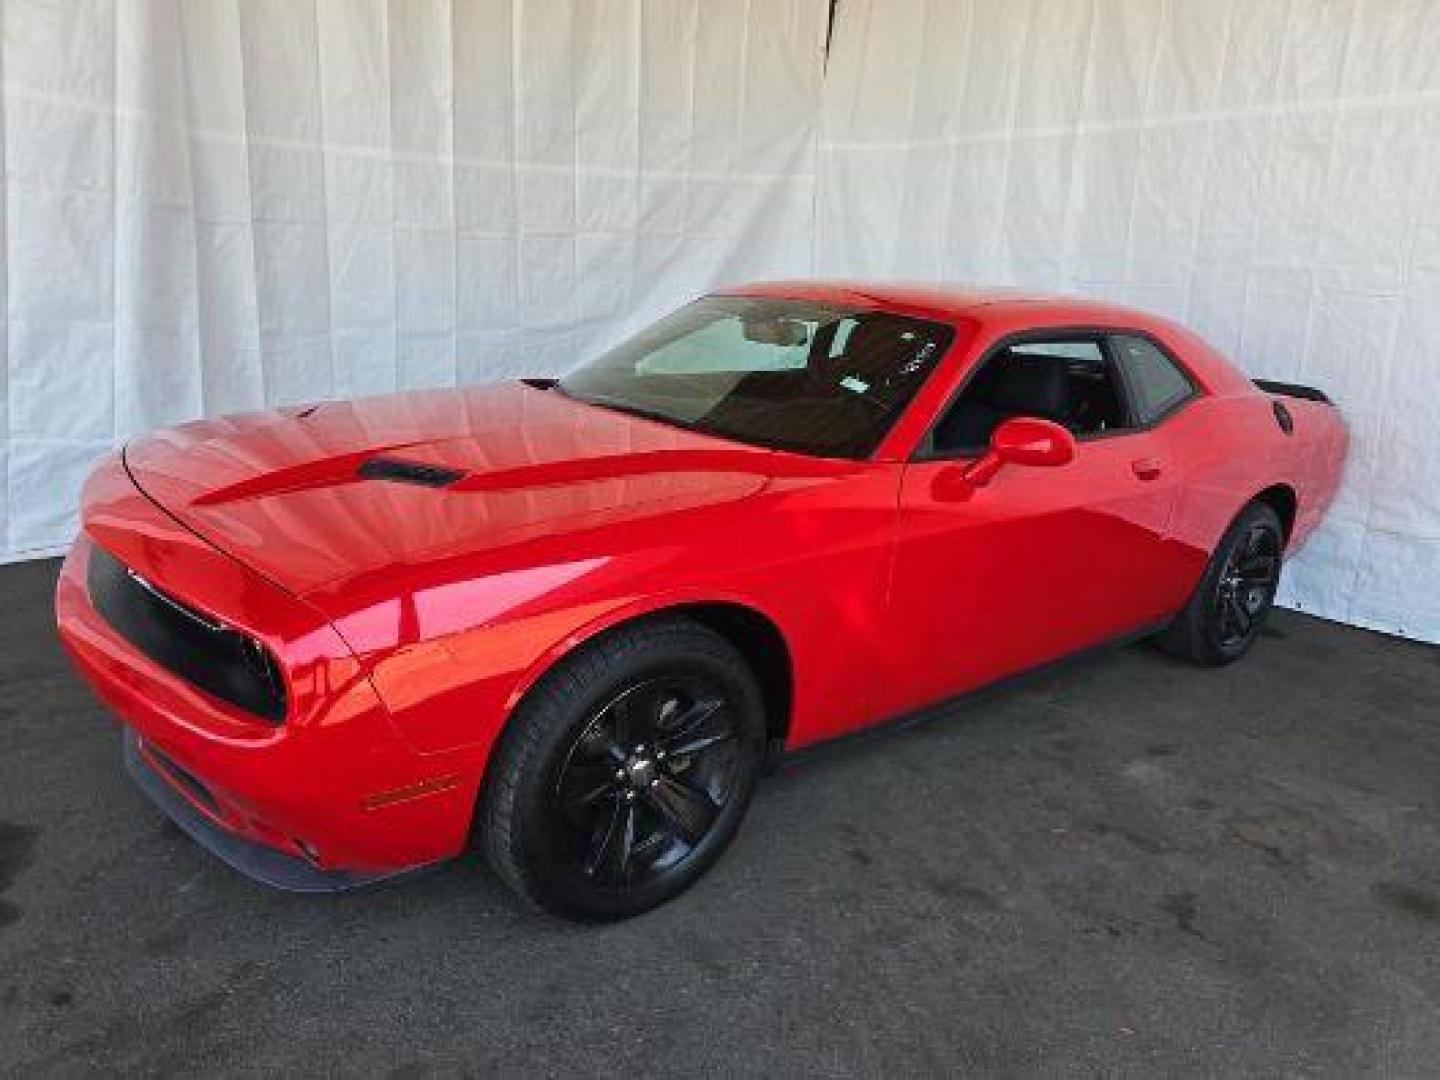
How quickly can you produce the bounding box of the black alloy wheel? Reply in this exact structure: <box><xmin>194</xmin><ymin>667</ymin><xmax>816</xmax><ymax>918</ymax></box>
<box><xmin>1212</xmin><ymin>520</ymin><xmax>1281</xmax><ymax>649</ymax></box>
<box><xmin>481</xmin><ymin>616</ymin><xmax>766</xmax><ymax>921</ymax></box>
<box><xmin>552</xmin><ymin>675</ymin><xmax>742</xmax><ymax>886</ymax></box>
<box><xmin>1157</xmin><ymin>500</ymin><xmax>1285</xmax><ymax>666</ymax></box>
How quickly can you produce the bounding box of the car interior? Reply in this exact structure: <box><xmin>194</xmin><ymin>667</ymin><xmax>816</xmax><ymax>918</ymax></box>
<box><xmin>623</xmin><ymin>311</ymin><xmax>951</xmax><ymax>457</ymax></box>
<box><xmin>932</xmin><ymin>341</ymin><xmax>1130</xmax><ymax>454</ymax></box>
<box><xmin>816</xmin><ymin>319</ymin><xmax>926</xmax><ymax>385</ymax></box>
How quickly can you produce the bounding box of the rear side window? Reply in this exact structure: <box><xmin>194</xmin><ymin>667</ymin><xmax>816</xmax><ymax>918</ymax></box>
<box><xmin>1112</xmin><ymin>335</ymin><xmax>1195</xmax><ymax>424</ymax></box>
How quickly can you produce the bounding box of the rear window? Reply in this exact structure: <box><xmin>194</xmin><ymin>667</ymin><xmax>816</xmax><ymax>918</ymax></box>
<box><xmin>1112</xmin><ymin>335</ymin><xmax>1195</xmax><ymax>423</ymax></box>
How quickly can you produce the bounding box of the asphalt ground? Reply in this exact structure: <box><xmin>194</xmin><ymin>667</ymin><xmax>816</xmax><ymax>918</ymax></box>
<box><xmin>3</xmin><ymin>555</ymin><xmax>1439</xmax><ymax>1076</ymax></box>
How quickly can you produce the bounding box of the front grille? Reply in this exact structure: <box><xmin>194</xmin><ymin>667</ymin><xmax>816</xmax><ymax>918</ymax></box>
<box><xmin>87</xmin><ymin>545</ymin><xmax>287</xmax><ymax>723</ymax></box>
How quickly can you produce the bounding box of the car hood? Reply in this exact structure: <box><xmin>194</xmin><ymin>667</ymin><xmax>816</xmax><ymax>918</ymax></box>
<box><xmin>124</xmin><ymin>381</ymin><xmax>846</xmax><ymax>612</ymax></box>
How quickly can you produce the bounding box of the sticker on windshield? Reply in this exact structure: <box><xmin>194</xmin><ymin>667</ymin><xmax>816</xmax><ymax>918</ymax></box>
<box><xmin>840</xmin><ymin>375</ymin><xmax>870</xmax><ymax>395</ymax></box>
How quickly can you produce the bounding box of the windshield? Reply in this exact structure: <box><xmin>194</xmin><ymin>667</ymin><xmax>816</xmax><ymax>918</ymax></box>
<box><xmin>556</xmin><ymin>296</ymin><xmax>954</xmax><ymax>459</ymax></box>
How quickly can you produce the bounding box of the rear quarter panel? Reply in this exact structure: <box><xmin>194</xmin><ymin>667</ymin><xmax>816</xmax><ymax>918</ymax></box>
<box><xmin>1276</xmin><ymin>397</ymin><xmax>1348</xmax><ymax>550</ymax></box>
<box><xmin>1107</xmin><ymin>317</ymin><xmax>1345</xmax><ymax>576</ymax></box>
<box><xmin>1161</xmin><ymin>390</ymin><xmax>1346</xmax><ymax>575</ymax></box>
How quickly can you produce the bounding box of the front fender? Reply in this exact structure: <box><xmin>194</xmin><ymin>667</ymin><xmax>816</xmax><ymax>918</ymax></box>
<box><xmin>499</xmin><ymin>586</ymin><xmax>794</xmax><ymax>715</ymax></box>
<box><xmin>362</xmin><ymin>582</ymin><xmax>793</xmax><ymax>759</ymax></box>
<box><xmin>332</xmin><ymin>466</ymin><xmax>900</xmax><ymax>762</ymax></box>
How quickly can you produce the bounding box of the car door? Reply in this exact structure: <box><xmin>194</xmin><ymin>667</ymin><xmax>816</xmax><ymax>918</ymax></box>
<box><xmin>877</xmin><ymin>332</ymin><xmax>1189</xmax><ymax>718</ymax></box>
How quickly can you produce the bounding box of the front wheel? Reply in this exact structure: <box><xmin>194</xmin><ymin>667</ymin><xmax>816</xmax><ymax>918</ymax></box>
<box><xmin>1157</xmin><ymin>501</ymin><xmax>1284</xmax><ymax>666</ymax></box>
<box><xmin>479</xmin><ymin>617</ymin><xmax>766</xmax><ymax>921</ymax></box>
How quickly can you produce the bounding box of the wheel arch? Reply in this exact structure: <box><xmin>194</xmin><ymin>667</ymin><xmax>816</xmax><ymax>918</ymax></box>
<box><xmin>672</xmin><ymin>602</ymin><xmax>794</xmax><ymax>754</ymax></box>
<box><xmin>1252</xmin><ymin>482</ymin><xmax>1298</xmax><ymax>546</ymax></box>
<box><xmin>501</xmin><ymin>595</ymin><xmax>796</xmax><ymax>751</ymax></box>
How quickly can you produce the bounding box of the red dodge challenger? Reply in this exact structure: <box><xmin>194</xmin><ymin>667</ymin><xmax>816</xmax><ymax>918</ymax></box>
<box><xmin>57</xmin><ymin>283</ymin><xmax>1347</xmax><ymax>920</ymax></box>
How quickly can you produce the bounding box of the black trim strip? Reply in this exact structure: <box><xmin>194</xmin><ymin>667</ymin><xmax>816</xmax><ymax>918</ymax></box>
<box><xmin>1254</xmin><ymin>379</ymin><xmax>1331</xmax><ymax>404</ymax></box>
<box><xmin>767</xmin><ymin>617</ymin><xmax>1172</xmax><ymax>771</ymax></box>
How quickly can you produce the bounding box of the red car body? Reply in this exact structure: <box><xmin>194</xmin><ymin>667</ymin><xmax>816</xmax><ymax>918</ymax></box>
<box><xmin>56</xmin><ymin>283</ymin><xmax>1346</xmax><ymax>887</ymax></box>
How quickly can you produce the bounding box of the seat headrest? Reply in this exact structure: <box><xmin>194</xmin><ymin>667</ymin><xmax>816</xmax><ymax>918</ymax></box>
<box><xmin>825</xmin><ymin>319</ymin><xmax>915</xmax><ymax>380</ymax></box>
<box><xmin>986</xmin><ymin>352</ymin><xmax>1069</xmax><ymax>418</ymax></box>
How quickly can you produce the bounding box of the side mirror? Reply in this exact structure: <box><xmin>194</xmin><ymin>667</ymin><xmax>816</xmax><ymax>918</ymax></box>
<box><xmin>962</xmin><ymin>417</ymin><xmax>1075</xmax><ymax>487</ymax></box>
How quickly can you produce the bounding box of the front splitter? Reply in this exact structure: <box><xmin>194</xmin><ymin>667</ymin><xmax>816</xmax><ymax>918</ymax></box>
<box><xmin>123</xmin><ymin>728</ymin><xmax>441</xmax><ymax>893</ymax></box>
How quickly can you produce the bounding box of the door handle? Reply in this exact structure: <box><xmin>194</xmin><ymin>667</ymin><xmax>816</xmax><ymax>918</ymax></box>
<box><xmin>1131</xmin><ymin>457</ymin><xmax>1163</xmax><ymax>481</ymax></box>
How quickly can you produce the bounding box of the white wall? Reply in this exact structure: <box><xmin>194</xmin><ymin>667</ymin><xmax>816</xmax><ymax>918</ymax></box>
<box><xmin>3</xmin><ymin>0</ymin><xmax>1438</xmax><ymax>643</ymax></box>
<box><xmin>0</xmin><ymin>0</ymin><xmax>827</xmax><ymax>558</ymax></box>
<box><xmin>818</xmin><ymin>0</ymin><xmax>1440</xmax><ymax>642</ymax></box>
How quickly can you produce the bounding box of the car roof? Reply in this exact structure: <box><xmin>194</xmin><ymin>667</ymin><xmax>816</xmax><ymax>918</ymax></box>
<box><xmin>717</xmin><ymin>279</ymin><xmax>1161</xmax><ymax>329</ymax></box>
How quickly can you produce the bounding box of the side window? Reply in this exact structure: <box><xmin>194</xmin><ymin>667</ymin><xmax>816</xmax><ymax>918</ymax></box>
<box><xmin>1112</xmin><ymin>335</ymin><xmax>1195</xmax><ymax>424</ymax></box>
<box><xmin>932</xmin><ymin>338</ymin><xmax>1129</xmax><ymax>455</ymax></box>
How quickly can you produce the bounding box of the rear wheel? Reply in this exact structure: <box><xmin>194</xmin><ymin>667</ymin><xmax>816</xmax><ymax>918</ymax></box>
<box><xmin>480</xmin><ymin>617</ymin><xmax>765</xmax><ymax>921</ymax></box>
<box><xmin>1157</xmin><ymin>501</ymin><xmax>1283</xmax><ymax>666</ymax></box>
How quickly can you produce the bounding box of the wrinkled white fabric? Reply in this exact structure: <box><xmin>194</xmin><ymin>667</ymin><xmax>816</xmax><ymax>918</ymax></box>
<box><xmin>817</xmin><ymin>0</ymin><xmax>1440</xmax><ymax>642</ymax></box>
<box><xmin>3</xmin><ymin>0</ymin><xmax>1437</xmax><ymax>643</ymax></box>
<box><xmin>0</xmin><ymin>0</ymin><xmax>827</xmax><ymax>556</ymax></box>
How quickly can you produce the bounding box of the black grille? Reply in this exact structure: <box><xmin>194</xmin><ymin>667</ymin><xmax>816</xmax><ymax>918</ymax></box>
<box><xmin>357</xmin><ymin>457</ymin><xmax>463</xmax><ymax>488</ymax></box>
<box><xmin>87</xmin><ymin>545</ymin><xmax>287</xmax><ymax>723</ymax></box>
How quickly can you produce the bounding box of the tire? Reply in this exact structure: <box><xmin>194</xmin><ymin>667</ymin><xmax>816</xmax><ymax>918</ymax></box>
<box><xmin>480</xmin><ymin>616</ymin><xmax>766</xmax><ymax>921</ymax></box>
<box><xmin>1157</xmin><ymin>501</ymin><xmax>1284</xmax><ymax>666</ymax></box>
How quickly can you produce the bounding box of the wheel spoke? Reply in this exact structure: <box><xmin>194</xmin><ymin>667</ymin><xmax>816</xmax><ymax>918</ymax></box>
<box><xmin>603</xmin><ymin>695</ymin><xmax>637</xmax><ymax>754</ymax></box>
<box><xmin>581</xmin><ymin>801</ymin><xmax>617</xmax><ymax>877</ymax></box>
<box><xmin>1238</xmin><ymin>553</ymin><xmax>1277</xmax><ymax>584</ymax></box>
<box><xmin>1217</xmin><ymin>605</ymin><xmax>1235</xmax><ymax>641</ymax></box>
<box><xmin>557</xmin><ymin>761</ymin><xmax>618</xmax><ymax>812</ymax></box>
<box><xmin>668</xmin><ymin>729</ymin><xmax>734</xmax><ymax>757</ymax></box>
<box><xmin>583</xmin><ymin>798</ymin><xmax>637</xmax><ymax>881</ymax></box>
<box><xmin>1226</xmin><ymin>593</ymin><xmax>1252</xmax><ymax>638</ymax></box>
<box><xmin>655</xmin><ymin>697</ymin><xmax>730</xmax><ymax>757</ymax></box>
<box><xmin>622</xmin><ymin>685</ymin><xmax>676</xmax><ymax>754</ymax></box>
<box><xmin>645</xmin><ymin>774</ymin><xmax>719</xmax><ymax>844</ymax></box>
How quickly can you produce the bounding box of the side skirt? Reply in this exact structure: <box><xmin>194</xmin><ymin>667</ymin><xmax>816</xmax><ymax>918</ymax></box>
<box><xmin>766</xmin><ymin>616</ymin><xmax>1174</xmax><ymax>770</ymax></box>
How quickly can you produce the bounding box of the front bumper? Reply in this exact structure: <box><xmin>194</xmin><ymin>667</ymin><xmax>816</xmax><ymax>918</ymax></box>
<box><xmin>55</xmin><ymin>455</ymin><xmax>481</xmax><ymax>884</ymax></box>
<box><xmin>124</xmin><ymin>728</ymin><xmax>424</xmax><ymax>892</ymax></box>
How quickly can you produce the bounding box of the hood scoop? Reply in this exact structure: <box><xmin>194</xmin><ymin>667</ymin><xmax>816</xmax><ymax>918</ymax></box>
<box><xmin>357</xmin><ymin>457</ymin><xmax>465</xmax><ymax>488</ymax></box>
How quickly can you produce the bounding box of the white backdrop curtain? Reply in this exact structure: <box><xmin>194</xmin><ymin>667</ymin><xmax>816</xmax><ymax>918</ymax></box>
<box><xmin>3</xmin><ymin>1</ymin><xmax>1439</xmax><ymax>644</ymax></box>
<box><xmin>817</xmin><ymin>0</ymin><xmax>1440</xmax><ymax>642</ymax></box>
<box><xmin>0</xmin><ymin>0</ymin><xmax>826</xmax><ymax>557</ymax></box>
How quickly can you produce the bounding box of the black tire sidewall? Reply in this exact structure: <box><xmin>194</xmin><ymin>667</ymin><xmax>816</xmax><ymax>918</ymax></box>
<box><xmin>493</xmin><ymin>622</ymin><xmax>766</xmax><ymax>921</ymax></box>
